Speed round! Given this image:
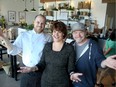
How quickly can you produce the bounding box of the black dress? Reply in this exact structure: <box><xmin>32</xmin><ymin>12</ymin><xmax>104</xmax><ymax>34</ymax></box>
<box><xmin>37</xmin><ymin>42</ymin><xmax>75</xmax><ymax>87</ymax></box>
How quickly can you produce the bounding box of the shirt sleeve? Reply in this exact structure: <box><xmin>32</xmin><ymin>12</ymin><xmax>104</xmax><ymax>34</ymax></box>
<box><xmin>7</xmin><ymin>32</ymin><xmax>23</xmax><ymax>55</ymax></box>
<box><xmin>45</xmin><ymin>33</ymin><xmax>53</xmax><ymax>42</ymax></box>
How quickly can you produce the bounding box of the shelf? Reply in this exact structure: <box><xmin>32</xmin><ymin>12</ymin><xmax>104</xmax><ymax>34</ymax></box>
<box><xmin>77</xmin><ymin>9</ymin><xmax>90</xmax><ymax>11</ymax></box>
<box><xmin>40</xmin><ymin>0</ymin><xmax>64</xmax><ymax>3</ymax></box>
<box><xmin>59</xmin><ymin>19</ymin><xmax>78</xmax><ymax>22</ymax></box>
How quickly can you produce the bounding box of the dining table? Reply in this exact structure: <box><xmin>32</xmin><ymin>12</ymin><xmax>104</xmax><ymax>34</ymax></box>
<box><xmin>0</xmin><ymin>40</ymin><xmax>20</xmax><ymax>81</ymax></box>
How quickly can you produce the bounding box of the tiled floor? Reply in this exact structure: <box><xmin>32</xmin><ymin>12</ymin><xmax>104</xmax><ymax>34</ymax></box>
<box><xmin>0</xmin><ymin>54</ymin><xmax>21</xmax><ymax>87</ymax></box>
<box><xmin>0</xmin><ymin>70</ymin><xmax>20</xmax><ymax>87</ymax></box>
<box><xmin>95</xmin><ymin>77</ymin><xmax>115</xmax><ymax>87</ymax></box>
<box><xmin>101</xmin><ymin>75</ymin><xmax>116</xmax><ymax>87</ymax></box>
<box><xmin>95</xmin><ymin>70</ymin><xmax>116</xmax><ymax>87</ymax></box>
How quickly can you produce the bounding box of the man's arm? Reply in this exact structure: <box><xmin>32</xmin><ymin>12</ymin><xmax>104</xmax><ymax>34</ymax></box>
<box><xmin>101</xmin><ymin>55</ymin><xmax>116</xmax><ymax>70</ymax></box>
<box><xmin>17</xmin><ymin>66</ymin><xmax>38</xmax><ymax>73</ymax></box>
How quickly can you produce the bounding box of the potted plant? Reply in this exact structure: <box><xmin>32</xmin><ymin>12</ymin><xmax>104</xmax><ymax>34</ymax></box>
<box><xmin>67</xmin><ymin>6</ymin><xmax>75</xmax><ymax>11</ymax></box>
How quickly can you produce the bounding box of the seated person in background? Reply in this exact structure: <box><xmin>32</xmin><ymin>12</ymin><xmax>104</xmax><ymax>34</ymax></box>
<box><xmin>69</xmin><ymin>22</ymin><xmax>116</xmax><ymax>87</ymax></box>
<box><xmin>96</xmin><ymin>29</ymin><xmax>116</xmax><ymax>87</ymax></box>
<box><xmin>18</xmin><ymin>21</ymin><xmax>76</xmax><ymax>87</ymax></box>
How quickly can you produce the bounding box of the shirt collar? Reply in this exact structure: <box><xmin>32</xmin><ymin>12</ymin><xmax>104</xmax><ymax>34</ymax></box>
<box><xmin>32</xmin><ymin>29</ymin><xmax>44</xmax><ymax>35</ymax></box>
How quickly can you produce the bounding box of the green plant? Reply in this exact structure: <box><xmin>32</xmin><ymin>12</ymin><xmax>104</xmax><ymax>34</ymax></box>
<box><xmin>40</xmin><ymin>6</ymin><xmax>46</xmax><ymax>11</ymax></box>
<box><xmin>24</xmin><ymin>24</ymin><xmax>34</xmax><ymax>30</ymax></box>
<box><xmin>0</xmin><ymin>16</ymin><xmax>6</xmax><ymax>28</ymax></box>
<box><xmin>67</xmin><ymin>6</ymin><xmax>75</xmax><ymax>11</ymax></box>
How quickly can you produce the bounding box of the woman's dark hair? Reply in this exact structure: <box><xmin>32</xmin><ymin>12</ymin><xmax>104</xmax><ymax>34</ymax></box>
<box><xmin>51</xmin><ymin>21</ymin><xmax>67</xmax><ymax>39</ymax></box>
<box><xmin>109</xmin><ymin>29</ymin><xmax>116</xmax><ymax>41</ymax></box>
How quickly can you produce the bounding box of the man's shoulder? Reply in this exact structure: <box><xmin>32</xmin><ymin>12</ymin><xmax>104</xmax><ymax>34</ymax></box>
<box><xmin>89</xmin><ymin>39</ymin><xmax>103</xmax><ymax>51</ymax></box>
<box><xmin>43</xmin><ymin>32</ymin><xmax>52</xmax><ymax>42</ymax></box>
<box><xmin>43</xmin><ymin>32</ymin><xmax>51</xmax><ymax>37</ymax></box>
<box><xmin>89</xmin><ymin>39</ymin><xmax>98</xmax><ymax>45</ymax></box>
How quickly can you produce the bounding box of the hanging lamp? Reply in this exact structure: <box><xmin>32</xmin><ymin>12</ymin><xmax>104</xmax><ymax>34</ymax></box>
<box><xmin>24</xmin><ymin>0</ymin><xmax>28</xmax><ymax>12</ymax></box>
<box><xmin>31</xmin><ymin>0</ymin><xmax>36</xmax><ymax>12</ymax></box>
<box><xmin>40</xmin><ymin>0</ymin><xmax>46</xmax><ymax>11</ymax></box>
<box><xmin>67</xmin><ymin>0</ymin><xmax>74</xmax><ymax>11</ymax></box>
<box><xmin>52</xmin><ymin>0</ymin><xmax>58</xmax><ymax>11</ymax></box>
<box><xmin>88</xmin><ymin>0</ymin><xmax>91</xmax><ymax>17</ymax></box>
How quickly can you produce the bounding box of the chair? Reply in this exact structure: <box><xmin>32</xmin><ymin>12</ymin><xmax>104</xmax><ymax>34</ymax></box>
<box><xmin>0</xmin><ymin>45</ymin><xmax>7</xmax><ymax>60</ymax></box>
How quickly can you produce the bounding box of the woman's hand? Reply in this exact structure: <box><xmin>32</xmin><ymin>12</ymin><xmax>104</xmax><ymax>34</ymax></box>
<box><xmin>70</xmin><ymin>73</ymin><xmax>83</xmax><ymax>82</ymax></box>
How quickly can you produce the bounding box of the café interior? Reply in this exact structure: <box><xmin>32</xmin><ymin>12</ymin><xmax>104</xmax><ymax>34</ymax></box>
<box><xmin>0</xmin><ymin>0</ymin><xmax>116</xmax><ymax>87</ymax></box>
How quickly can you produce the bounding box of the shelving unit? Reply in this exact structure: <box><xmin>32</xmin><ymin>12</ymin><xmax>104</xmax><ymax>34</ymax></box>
<box><xmin>39</xmin><ymin>0</ymin><xmax>92</xmax><ymax>25</ymax></box>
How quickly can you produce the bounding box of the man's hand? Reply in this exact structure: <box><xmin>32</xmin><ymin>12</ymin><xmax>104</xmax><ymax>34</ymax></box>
<box><xmin>70</xmin><ymin>73</ymin><xmax>83</xmax><ymax>82</ymax></box>
<box><xmin>101</xmin><ymin>55</ymin><xmax>116</xmax><ymax>70</ymax></box>
<box><xmin>17</xmin><ymin>66</ymin><xmax>38</xmax><ymax>73</ymax></box>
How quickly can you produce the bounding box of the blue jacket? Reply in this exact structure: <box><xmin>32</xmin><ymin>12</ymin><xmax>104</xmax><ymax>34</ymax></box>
<box><xmin>71</xmin><ymin>39</ymin><xmax>105</xmax><ymax>87</ymax></box>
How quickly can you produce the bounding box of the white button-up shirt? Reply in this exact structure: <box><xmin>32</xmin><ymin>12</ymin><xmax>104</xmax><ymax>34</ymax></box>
<box><xmin>8</xmin><ymin>30</ymin><xmax>52</xmax><ymax>67</ymax></box>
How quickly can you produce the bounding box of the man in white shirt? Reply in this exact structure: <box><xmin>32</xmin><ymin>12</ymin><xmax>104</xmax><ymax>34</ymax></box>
<box><xmin>0</xmin><ymin>14</ymin><xmax>52</xmax><ymax>87</ymax></box>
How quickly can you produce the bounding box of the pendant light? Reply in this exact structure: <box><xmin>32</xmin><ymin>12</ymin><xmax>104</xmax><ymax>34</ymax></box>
<box><xmin>40</xmin><ymin>0</ymin><xmax>46</xmax><ymax>11</ymax></box>
<box><xmin>52</xmin><ymin>0</ymin><xmax>58</xmax><ymax>11</ymax></box>
<box><xmin>24</xmin><ymin>0</ymin><xmax>28</xmax><ymax>12</ymax></box>
<box><xmin>88</xmin><ymin>0</ymin><xmax>91</xmax><ymax>17</ymax></box>
<box><xmin>31</xmin><ymin>0</ymin><xmax>36</xmax><ymax>12</ymax></box>
<box><xmin>67</xmin><ymin>0</ymin><xmax>74</xmax><ymax>11</ymax></box>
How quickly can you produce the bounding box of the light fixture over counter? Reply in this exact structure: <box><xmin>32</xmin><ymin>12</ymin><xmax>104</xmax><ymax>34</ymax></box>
<box><xmin>23</xmin><ymin>0</ymin><xmax>36</xmax><ymax>12</ymax></box>
<box><xmin>40</xmin><ymin>0</ymin><xmax>46</xmax><ymax>11</ymax></box>
<box><xmin>24</xmin><ymin>0</ymin><xmax>28</xmax><ymax>12</ymax></box>
<box><xmin>30</xmin><ymin>0</ymin><xmax>36</xmax><ymax>12</ymax></box>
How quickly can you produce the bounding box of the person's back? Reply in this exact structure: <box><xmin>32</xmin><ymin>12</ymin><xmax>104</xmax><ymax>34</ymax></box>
<box><xmin>104</xmin><ymin>29</ymin><xmax>116</xmax><ymax>57</ymax></box>
<box><xmin>105</xmin><ymin>39</ymin><xmax>116</xmax><ymax>57</ymax></box>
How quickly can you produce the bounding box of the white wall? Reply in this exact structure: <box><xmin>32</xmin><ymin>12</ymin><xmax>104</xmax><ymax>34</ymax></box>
<box><xmin>0</xmin><ymin>0</ymin><xmax>107</xmax><ymax>28</ymax></box>
<box><xmin>0</xmin><ymin>0</ymin><xmax>39</xmax><ymax>24</ymax></box>
<box><xmin>91</xmin><ymin>0</ymin><xmax>107</xmax><ymax>28</ymax></box>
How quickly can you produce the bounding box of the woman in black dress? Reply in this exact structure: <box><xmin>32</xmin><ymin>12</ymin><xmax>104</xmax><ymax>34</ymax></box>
<box><xmin>37</xmin><ymin>21</ymin><xmax>75</xmax><ymax>87</ymax></box>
